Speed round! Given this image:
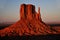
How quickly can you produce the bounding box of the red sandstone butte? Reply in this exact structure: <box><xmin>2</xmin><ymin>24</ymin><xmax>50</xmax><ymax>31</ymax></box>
<box><xmin>0</xmin><ymin>4</ymin><xmax>60</xmax><ymax>37</ymax></box>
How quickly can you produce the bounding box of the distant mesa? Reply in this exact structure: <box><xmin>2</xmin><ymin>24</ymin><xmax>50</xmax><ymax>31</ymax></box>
<box><xmin>0</xmin><ymin>4</ymin><xmax>60</xmax><ymax>37</ymax></box>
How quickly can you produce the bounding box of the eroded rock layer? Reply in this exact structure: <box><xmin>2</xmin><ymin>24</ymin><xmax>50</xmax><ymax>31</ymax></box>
<box><xmin>0</xmin><ymin>4</ymin><xmax>60</xmax><ymax>37</ymax></box>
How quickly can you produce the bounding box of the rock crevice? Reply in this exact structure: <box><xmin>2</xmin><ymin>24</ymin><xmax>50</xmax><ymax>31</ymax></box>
<box><xmin>0</xmin><ymin>4</ymin><xmax>60</xmax><ymax>37</ymax></box>
<box><xmin>20</xmin><ymin>4</ymin><xmax>41</xmax><ymax>21</ymax></box>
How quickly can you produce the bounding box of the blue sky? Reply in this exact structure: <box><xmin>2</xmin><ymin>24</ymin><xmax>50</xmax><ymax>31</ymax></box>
<box><xmin>0</xmin><ymin>0</ymin><xmax>60</xmax><ymax>24</ymax></box>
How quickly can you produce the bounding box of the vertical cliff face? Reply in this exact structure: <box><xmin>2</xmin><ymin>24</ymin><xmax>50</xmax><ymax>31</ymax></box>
<box><xmin>20</xmin><ymin>4</ymin><xmax>26</xmax><ymax>19</ymax></box>
<box><xmin>0</xmin><ymin>4</ymin><xmax>60</xmax><ymax>37</ymax></box>
<box><xmin>27</xmin><ymin>4</ymin><xmax>35</xmax><ymax>20</ymax></box>
<box><xmin>20</xmin><ymin>4</ymin><xmax>40</xmax><ymax>20</ymax></box>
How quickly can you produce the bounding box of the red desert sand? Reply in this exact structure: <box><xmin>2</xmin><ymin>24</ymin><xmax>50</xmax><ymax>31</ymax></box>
<box><xmin>0</xmin><ymin>4</ymin><xmax>60</xmax><ymax>37</ymax></box>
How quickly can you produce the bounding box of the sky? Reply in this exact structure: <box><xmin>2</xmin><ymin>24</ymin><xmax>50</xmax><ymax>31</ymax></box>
<box><xmin>0</xmin><ymin>0</ymin><xmax>60</xmax><ymax>24</ymax></box>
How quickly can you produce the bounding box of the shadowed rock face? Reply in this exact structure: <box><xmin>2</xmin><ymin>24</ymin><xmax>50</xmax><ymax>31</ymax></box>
<box><xmin>20</xmin><ymin>4</ymin><xmax>39</xmax><ymax>20</ymax></box>
<box><xmin>0</xmin><ymin>4</ymin><xmax>60</xmax><ymax>37</ymax></box>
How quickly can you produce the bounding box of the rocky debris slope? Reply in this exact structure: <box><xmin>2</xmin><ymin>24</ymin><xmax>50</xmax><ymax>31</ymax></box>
<box><xmin>0</xmin><ymin>4</ymin><xmax>60</xmax><ymax>37</ymax></box>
